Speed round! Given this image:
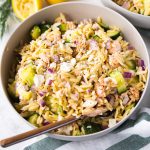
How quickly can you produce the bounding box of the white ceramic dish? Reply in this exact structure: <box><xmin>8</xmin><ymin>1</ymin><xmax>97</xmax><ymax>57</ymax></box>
<box><xmin>0</xmin><ymin>2</ymin><xmax>150</xmax><ymax>141</ymax></box>
<box><xmin>101</xmin><ymin>0</ymin><xmax>150</xmax><ymax>29</ymax></box>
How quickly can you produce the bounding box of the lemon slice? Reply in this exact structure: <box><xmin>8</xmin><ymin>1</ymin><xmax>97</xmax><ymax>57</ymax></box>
<box><xmin>12</xmin><ymin>0</ymin><xmax>43</xmax><ymax>21</ymax></box>
<box><xmin>46</xmin><ymin>0</ymin><xmax>67</xmax><ymax>5</ymax></box>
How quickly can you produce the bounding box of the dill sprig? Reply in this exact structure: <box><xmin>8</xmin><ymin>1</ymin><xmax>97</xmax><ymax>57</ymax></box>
<box><xmin>0</xmin><ymin>0</ymin><xmax>11</xmax><ymax>38</ymax></box>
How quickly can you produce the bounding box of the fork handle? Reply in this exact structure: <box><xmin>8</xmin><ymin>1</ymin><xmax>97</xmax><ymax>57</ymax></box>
<box><xmin>0</xmin><ymin>116</ymin><xmax>79</xmax><ymax>148</ymax></box>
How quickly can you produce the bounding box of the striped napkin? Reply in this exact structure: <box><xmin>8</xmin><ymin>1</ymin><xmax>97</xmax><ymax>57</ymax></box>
<box><xmin>24</xmin><ymin>107</ymin><xmax>150</xmax><ymax>150</ymax></box>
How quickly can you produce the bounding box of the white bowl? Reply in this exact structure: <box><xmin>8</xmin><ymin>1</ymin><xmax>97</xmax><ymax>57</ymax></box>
<box><xmin>0</xmin><ymin>2</ymin><xmax>150</xmax><ymax>141</ymax></box>
<box><xmin>101</xmin><ymin>0</ymin><xmax>150</xmax><ymax>29</ymax></box>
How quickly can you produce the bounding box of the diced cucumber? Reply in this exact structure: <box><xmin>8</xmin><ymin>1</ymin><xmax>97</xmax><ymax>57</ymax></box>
<box><xmin>93</xmin><ymin>35</ymin><xmax>100</xmax><ymax>41</ymax></box>
<box><xmin>72</xmin><ymin>130</ymin><xmax>82</xmax><ymax>136</ymax></box>
<box><xmin>83</xmin><ymin>122</ymin><xmax>101</xmax><ymax>134</ymax></box>
<box><xmin>30</xmin><ymin>25</ymin><xmax>41</xmax><ymax>40</ymax></box>
<box><xmin>40</xmin><ymin>23</ymin><xmax>51</xmax><ymax>33</ymax></box>
<box><xmin>125</xmin><ymin>102</ymin><xmax>135</xmax><ymax>111</ymax></box>
<box><xmin>129</xmin><ymin>75</ymin><xmax>139</xmax><ymax>84</ymax></box>
<box><xmin>20</xmin><ymin>65</ymin><xmax>36</xmax><ymax>86</ymax></box>
<box><xmin>59</xmin><ymin>23</ymin><xmax>67</xmax><ymax>33</ymax></box>
<box><xmin>65</xmin><ymin>39</ymin><xmax>71</xmax><ymax>43</ymax></box>
<box><xmin>8</xmin><ymin>81</ymin><xmax>18</xmax><ymax>98</ymax></box>
<box><xmin>21</xmin><ymin>111</ymin><xmax>34</xmax><ymax>118</ymax></box>
<box><xmin>107</xmin><ymin>30</ymin><xmax>120</xmax><ymax>40</ymax></box>
<box><xmin>28</xmin><ymin>114</ymin><xmax>38</xmax><ymax>126</ymax></box>
<box><xmin>126</xmin><ymin>60</ymin><xmax>136</xmax><ymax>70</ymax></box>
<box><xmin>14</xmin><ymin>103</ymin><xmax>22</xmax><ymax>112</ymax></box>
<box><xmin>99</xmin><ymin>22</ymin><xmax>109</xmax><ymax>31</ymax></box>
<box><xmin>110</xmin><ymin>70</ymin><xmax>127</xmax><ymax>94</ymax></box>
<box><xmin>57</xmin><ymin>105</ymin><xmax>64</xmax><ymax>115</ymax></box>
<box><xmin>22</xmin><ymin>91</ymin><xmax>32</xmax><ymax>101</ymax></box>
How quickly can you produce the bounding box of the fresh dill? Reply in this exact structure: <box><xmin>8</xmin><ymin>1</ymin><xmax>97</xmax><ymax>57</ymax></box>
<box><xmin>0</xmin><ymin>0</ymin><xmax>11</xmax><ymax>38</ymax></box>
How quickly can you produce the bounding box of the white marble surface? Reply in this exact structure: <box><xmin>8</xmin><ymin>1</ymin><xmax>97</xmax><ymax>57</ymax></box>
<box><xmin>0</xmin><ymin>0</ymin><xmax>150</xmax><ymax>150</ymax></box>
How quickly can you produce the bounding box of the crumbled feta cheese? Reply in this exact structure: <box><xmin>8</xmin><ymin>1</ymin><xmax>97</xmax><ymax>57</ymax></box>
<box><xmin>97</xmin><ymin>89</ymin><xmax>103</xmax><ymax>96</ymax></box>
<box><xmin>112</xmin><ymin>41</ymin><xmax>121</xmax><ymax>51</ymax></box>
<box><xmin>87</xmin><ymin>49</ymin><xmax>93</xmax><ymax>55</ymax></box>
<box><xmin>58</xmin><ymin>41</ymin><xmax>65</xmax><ymax>50</ymax></box>
<box><xmin>90</xmin><ymin>74</ymin><xmax>96</xmax><ymax>78</ymax></box>
<box><xmin>55</xmin><ymin>90</ymin><xmax>63</xmax><ymax>98</ymax></box>
<box><xmin>60</xmin><ymin>57</ymin><xmax>64</xmax><ymax>62</ymax></box>
<box><xmin>57</xmin><ymin>115</ymin><xmax>63</xmax><ymax>121</ymax></box>
<box><xmin>88</xmin><ymin>55</ymin><xmax>94</xmax><ymax>62</ymax></box>
<box><xmin>89</xmin><ymin>40</ymin><xmax>99</xmax><ymax>50</ymax></box>
<box><xmin>65</xmin><ymin>82</ymin><xmax>71</xmax><ymax>88</ymax></box>
<box><xmin>87</xmin><ymin>125</ymin><xmax>92</xmax><ymax>129</ymax></box>
<box><xmin>70</xmin><ymin>58</ymin><xmax>76</xmax><ymax>66</ymax></box>
<box><xmin>37</xmin><ymin>40</ymin><xmax>43</xmax><ymax>46</ymax></box>
<box><xmin>60</xmin><ymin>62</ymin><xmax>73</xmax><ymax>72</ymax></box>
<box><xmin>34</xmin><ymin>74</ymin><xmax>45</xmax><ymax>87</ymax></box>
<box><xmin>50</xmin><ymin>62</ymin><xmax>56</xmax><ymax>68</ymax></box>
<box><xmin>16</xmin><ymin>83</ymin><xmax>27</xmax><ymax>99</ymax></box>
<box><xmin>45</xmin><ymin>76</ymin><xmax>54</xmax><ymax>85</ymax></box>
<box><xmin>104</xmin><ymin>77</ymin><xmax>117</xmax><ymax>84</ymax></box>
<box><xmin>108</xmin><ymin>119</ymin><xmax>116</xmax><ymax>128</ymax></box>
<box><xmin>92</xmin><ymin>23</ymin><xmax>100</xmax><ymax>30</ymax></box>
<box><xmin>51</xmin><ymin>22</ymin><xmax>61</xmax><ymax>31</ymax></box>
<box><xmin>83</xmin><ymin>100</ymin><xmax>97</xmax><ymax>108</ymax></box>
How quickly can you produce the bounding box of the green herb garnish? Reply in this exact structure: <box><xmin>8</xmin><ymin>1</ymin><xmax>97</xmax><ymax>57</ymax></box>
<box><xmin>0</xmin><ymin>0</ymin><xmax>12</xmax><ymax>38</ymax></box>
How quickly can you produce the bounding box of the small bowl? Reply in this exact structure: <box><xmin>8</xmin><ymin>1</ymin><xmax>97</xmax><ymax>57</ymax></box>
<box><xmin>0</xmin><ymin>2</ymin><xmax>150</xmax><ymax>141</ymax></box>
<box><xmin>101</xmin><ymin>0</ymin><xmax>150</xmax><ymax>29</ymax></box>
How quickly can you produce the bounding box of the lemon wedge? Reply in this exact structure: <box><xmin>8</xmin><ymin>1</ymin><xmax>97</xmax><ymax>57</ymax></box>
<box><xmin>46</xmin><ymin>0</ymin><xmax>67</xmax><ymax>5</ymax></box>
<box><xmin>12</xmin><ymin>0</ymin><xmax>43</xmax><ymax>21</ymax></box>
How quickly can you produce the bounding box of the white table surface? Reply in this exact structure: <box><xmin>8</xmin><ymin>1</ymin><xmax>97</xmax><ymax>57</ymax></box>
<box><xmin>0</xmin><ymin>0</ymin><xmax>150</xmax><ymax>150</ymax></box>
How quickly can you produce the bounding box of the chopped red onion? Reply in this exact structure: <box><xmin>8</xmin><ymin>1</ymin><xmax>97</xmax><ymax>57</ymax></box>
<box><xmin>48</xmin><ymin>80</ymin><xmax>53</xmax><ymax>85</ymax></box>
<box><xmin>138</xmin><ymin>59</ymin><xmax>145</xmax><ymax>71</ymax></box>
<box><xmin>122</xmin><ymin>97</ymin><xmax>129</xmax><ymax>105</ymax></box>
<box><xmin>40</xmin><ymin>100</ymin><xmax>46</xmax><ymax>107</ymax></box>
<box><xmin>128</xmin><ymin>44</ymin><xmax>134</xmax><ymax>50</ymax></box>
<box><xmin>72</xmin><ymin>93</ymin><xmax>79</xmax><ymax>101</ymax></box>
<box><xmin>105</xmin><ymin>40</ymin><xmax>111</xmax><ymax>50</ymax></box>
<box><xmin>121</xmin><ymin>93</ymin><xmax>129</xmax><ymax>105</ymax></box>
<box><xmin>45</xmin><ymin>41</ymin><xmax>52</xmax><ymax>47</ymax></box>
<box><xmin>41</xmin><ymin>33</ymin><xmax>46</xmax><ymax>40</ymax></box>
<box><xmin>110</xmin><ymin>98</ymin><xmax>115</xmax><ymax>106</ymax></box>
<box><xmin>53</xmin><ymin>55</ymin><xmax>59</xmax><ymax>63</ymax></box>
<box><xmin>43</xmin><ymin>121</ymin><xmax>50</xmax><ymax>126</ymax></box>
<box><xmin>123</xmin><ymin>72</ymin><xmax>132</xmax><ymax>78</ymax></box>
<box><xmin>87</xmin><ymin>89</ymin><xmax>91</xmax><ymax>93</ymax></box>
<box><xmin>122</xmin><ymin>2</ymin><xmax>130</xmax><ymax>9</ymax></box>
<box><xmin>39</xmin><ymin>91</ymin><xmax>45</xmax><ymax>97</ymax></box>
<box><xmin>106</xmin><ymin>95</ymin><xmax>112</xmax><ymax>101</ymax></box>
<box><xmin>113</xmin><ymin>88</ymin><xmax>118</xmax><ymax>94</ymax></box>
<box><xmin>48</xmin><ymin>68</ymin><xmax>54</xmax><ymax>73</ymax></box>
<box><xmin>75</xmin><ymin>93</ymin><xmax>79</xmax><ymax>98</ymax></box>
<box><xmin>65</xmin><ymin>82</ymin><xmax>71</xmax><ymax>88</ymax></box>
<box><xmin>112</xmin><ymin>41</ymin><xmax>121</xmax><ymax>51</ymax></box>
<box><xmin>106</xmin><ymin>95</ymin><xmax>115</xmax><ymax>106</ymax></box>
<box><xmin>101</xmin><ymin>125</ymin><xmax>108</xmax><ymax>130</ymax></box>
<box><xmin>74</xmin><ymin>40</ymin><xmax>78</xmax><ymax>44</ymax></box>
<box><xmin>89</xmin><ymin>40</ymin><xmax>99</xmax><ymax>50</ymax></box>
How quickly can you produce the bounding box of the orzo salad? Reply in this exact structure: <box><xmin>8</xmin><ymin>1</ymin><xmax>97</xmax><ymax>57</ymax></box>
<box><xmin>113</xmin><ymin>0</ymin><xmax>150</xmax><ymax>16</ymax></box>
<box><xmin>8</xmin><ymin>13</ymin><xmax>147</xmax><ymax>136</ymax></box>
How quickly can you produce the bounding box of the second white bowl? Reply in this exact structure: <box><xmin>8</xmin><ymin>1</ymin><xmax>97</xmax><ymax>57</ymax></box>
<box><xmin>101</xmin><ymin>0</ymin><xmax>150</xmax><ymax>29</ymax></box>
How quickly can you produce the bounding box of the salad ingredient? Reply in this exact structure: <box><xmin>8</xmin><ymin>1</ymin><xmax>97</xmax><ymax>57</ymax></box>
<box><xmin>30</xmin><ymin>25</ymin><xmax>41</xmax><ymax>40</ymax></box>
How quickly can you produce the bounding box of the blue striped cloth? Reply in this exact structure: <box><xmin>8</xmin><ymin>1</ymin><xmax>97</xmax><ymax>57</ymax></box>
<box><xmin>24</xmin><ymin>107</ymin><xmax>150</xmax><ymax>150</ymax></box>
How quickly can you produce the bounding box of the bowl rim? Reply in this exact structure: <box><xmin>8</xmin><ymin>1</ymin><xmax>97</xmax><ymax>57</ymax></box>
<box><xmin>105</xmin><ymin>0</ymin><xmax>150</xmax><ymax>18</ymax></box>
<box><xmin>0</xmin><ymin>1</ymin><xmax>150</xmax><ymax>140</ymax></box>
